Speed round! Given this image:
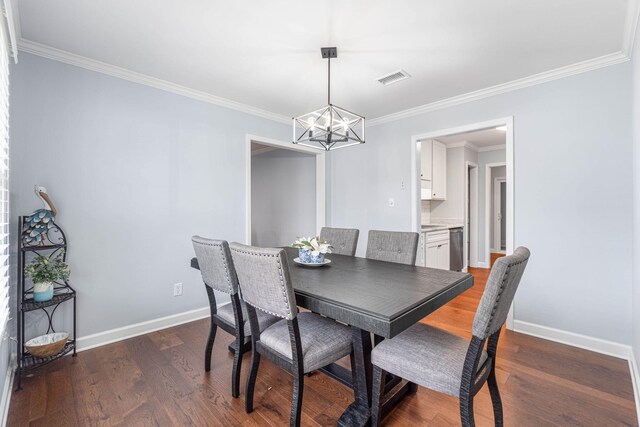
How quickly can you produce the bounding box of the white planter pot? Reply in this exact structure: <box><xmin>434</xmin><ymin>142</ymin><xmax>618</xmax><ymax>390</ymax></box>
<box><xmin>33</xmin><ymin>282</ymin><xmax>54</xmax><ymax>302</ymax></box>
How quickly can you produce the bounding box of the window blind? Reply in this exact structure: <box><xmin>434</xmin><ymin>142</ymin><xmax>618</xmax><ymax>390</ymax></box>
<box><xmin>0</xmin><ymin>17</ymin><xmax>10</xmax><ymax>335</ymax></box>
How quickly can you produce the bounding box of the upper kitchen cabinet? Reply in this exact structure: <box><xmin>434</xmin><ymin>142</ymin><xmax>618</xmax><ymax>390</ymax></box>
<box><xmin>421</xmin><ymin>139</ymin><xmax>447</xmax><ymax>200</ymax></box>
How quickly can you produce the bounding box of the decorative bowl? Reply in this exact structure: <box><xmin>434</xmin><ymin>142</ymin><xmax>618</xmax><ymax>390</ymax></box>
<box><xmin>298</xmin><ymin>249</ymin><xmax>325</xmax><ymax>264</ymax></box>
<box><xmin>25</xmin><ymin>332</ymin><xmax>69</xmax><ymax>358</ymax></box>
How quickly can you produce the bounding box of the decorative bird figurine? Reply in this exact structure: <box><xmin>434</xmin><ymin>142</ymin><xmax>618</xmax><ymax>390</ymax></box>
<box><xmin>22</xmin><ymin>186</ymin><xmax>58</xmax><ymax>245</ymax></box>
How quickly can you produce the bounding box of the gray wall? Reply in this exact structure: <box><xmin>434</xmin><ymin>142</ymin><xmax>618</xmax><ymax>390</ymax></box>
<box><xmin>328</xmin><ymin>62</ymin><xmax>633</xmax><ymax>344</ymax></box>
<box><xmin>251</xmin><ymin>148</ymin><xmax>316</xmax><ymax>247</ymax></box>
<box><xmin>633</xmin><ymin>24</ymin><xmax>640</xmax><ymax>364</ymax></box>
<box><xmin>9</xmin><ymin>53</ymin><xmax>290</xmax><ymax>339</ymax></box>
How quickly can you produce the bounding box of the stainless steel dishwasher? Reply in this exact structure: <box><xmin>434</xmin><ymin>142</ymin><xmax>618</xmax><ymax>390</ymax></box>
<box><xmin>449</xmin><ymin>227</ymin><xmax>464</xmax><ymax>271</ymax></box>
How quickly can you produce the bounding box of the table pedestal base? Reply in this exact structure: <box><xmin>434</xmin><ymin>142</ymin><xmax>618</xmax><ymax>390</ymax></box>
<box><xmin>338</xmin><ymin>402</ymin><xmax>371</xmax><ymax>427</ymax></box>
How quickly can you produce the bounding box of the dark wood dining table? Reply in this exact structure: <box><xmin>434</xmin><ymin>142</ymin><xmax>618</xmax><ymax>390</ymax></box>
<box><xmin>191</xmin><ymin>246</ymin><xmax>473</xmax><ymax>426</ymax></box>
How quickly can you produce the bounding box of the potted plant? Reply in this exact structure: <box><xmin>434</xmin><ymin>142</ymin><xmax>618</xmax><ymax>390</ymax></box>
<box><xmin>24</xmin><ymin>252</ymin><xmax>70</xmax><ymax>302</ymax></box>
<box><xmin>291</xmin><ymin>237</ymin><xmax>332</xmax><ymax>264</ymax></box>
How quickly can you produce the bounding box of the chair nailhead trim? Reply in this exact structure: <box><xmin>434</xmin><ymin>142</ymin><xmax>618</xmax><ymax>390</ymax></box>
<box><xmin>195</xmin><ymin>239</ymin><xmax>236</xmax><ymax>295</ymax></box>
<box><xmin>483</xmin><ymin>258</ymin><xmax>527</xmax><ymax>337</ymax></box>
<box><xmin>230</xmin><ymin>247</ymin><xmax>293</xmax><ymax>319</ymax></box>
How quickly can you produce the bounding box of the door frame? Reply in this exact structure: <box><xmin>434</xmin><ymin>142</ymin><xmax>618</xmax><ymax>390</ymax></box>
<box><xmin>464</xmin><ymin>161</ymin><xmax>479</xmax><ymax>270</ymax></box>
<box><xmin>245</xmin><ymin>134</ymin><xmax>326</xmax><ymax>244</ymax></box>
<box><xmin>410</xmin><ymin>116</ymin><xmax>515</xmax><ymax>329</ymax></box>
<box><xmin>493</xmin><ymin>177</ymin><xmax>507</xmax><ymax>252</ymax></box>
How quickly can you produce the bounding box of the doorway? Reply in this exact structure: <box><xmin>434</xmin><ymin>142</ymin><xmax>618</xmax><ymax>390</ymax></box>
<box><xmin>245</xmin><ymin>135</ymin><xmax>325</xmax><ymax>245</ymax></box>
<box><xmin>410</xmin><ymin>117</ymin><xmax>515</xmax><ymax>328</ymax></box>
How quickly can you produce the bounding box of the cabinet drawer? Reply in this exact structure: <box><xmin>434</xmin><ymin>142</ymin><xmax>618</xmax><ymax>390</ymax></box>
<box><xmin>425</xmin><ymin>230</ymin><xmax>449</xmax><ymax>243</ymax></box>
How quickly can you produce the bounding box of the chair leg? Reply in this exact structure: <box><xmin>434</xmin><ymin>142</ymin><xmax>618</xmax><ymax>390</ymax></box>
<box><xmin>487</xmin><ymin>370</ymin><xmax>503</xmax><ymax>426</ymax></box>
<box><xmin>459</xmin><ymin>393</ymin><xmax>475</xmax><ymax>427</ymax></box>
<box><xmin>231</xmin><ymin>335</ymin><xmax>243</xmax><ymax>398</ymax></box>
<box><xmin>204</xmin><ymin>321</ymin><xmax>217</xmax><ymax>372</ymax></box>
<box><xmin>371</xmin><ymin>365</ymin><xmax>386</xmax><ymax>427</ymax></box>
<box><xmin>245</xmin><ymin>350</ymin><xmax>261</xmax><ymax>413</ymax></box>
<box><xmin>290</xmin><ymin>370</ymin><xmax>304</xmax><ymax>427</ymax></box>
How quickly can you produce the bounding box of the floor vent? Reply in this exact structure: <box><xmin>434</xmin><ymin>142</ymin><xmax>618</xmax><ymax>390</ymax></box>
<box><xmin>377</xmin><ymin>69</ymin><xmax>411</xmax><ymax>86</ymax></box>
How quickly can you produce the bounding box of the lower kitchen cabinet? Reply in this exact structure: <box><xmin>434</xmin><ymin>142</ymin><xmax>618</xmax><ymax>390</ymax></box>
<box><xmin>424</xmin><ymin>230</ymin><xmax>450</xmax><ymax>270</ymax></box>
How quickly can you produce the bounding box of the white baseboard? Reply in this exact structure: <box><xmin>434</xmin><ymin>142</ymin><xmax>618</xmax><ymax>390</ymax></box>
<box><xmin>513</xmin><ymin>320</ymin><xmax>632</xmax><ymax>360</ymax></box>
<box><xmin>0</xmin><ymin>356</ymin><xmax>15</xmax><ymax>427</ymax></box>
<box><xmin>475</xmin><ymin>261</ymin><xmax>488</xmax><ymax>268</ymax></box>
<box><xmin>629</xmin><ymin>351</ymin><xmax>640</xmax><ymax>427</ymax></box>
<box><xmin>77</xmin><ymin>306</ymin><xmax>213</xmax><ymax>352</ymax></box>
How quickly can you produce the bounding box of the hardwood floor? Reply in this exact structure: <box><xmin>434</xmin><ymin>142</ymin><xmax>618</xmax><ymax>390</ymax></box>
<box><xmin>8</xmin><ymin>267</ymin><xmax>637</xmax><ymax>426</ymax></box>
<box><xmin>490</xmin><ymin>252</ymin><xmax>505</xmax><ymax>267</ymax></box>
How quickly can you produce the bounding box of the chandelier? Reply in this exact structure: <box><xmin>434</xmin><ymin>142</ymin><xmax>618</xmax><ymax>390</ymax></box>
<box><xmin>293</xmin><ymin>47</ymin><xmax>365</xmax><ymax>151</ymax></box>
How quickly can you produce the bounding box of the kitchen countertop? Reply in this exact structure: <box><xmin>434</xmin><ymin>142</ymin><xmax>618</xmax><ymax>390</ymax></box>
<box><xmin>421</xmin><ymin>224</ymin><xmax>464</xmax><ymax>232</ymax></box>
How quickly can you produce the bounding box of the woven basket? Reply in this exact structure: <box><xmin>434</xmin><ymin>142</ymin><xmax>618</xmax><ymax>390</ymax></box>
<box><xmin>25</xmin><ymin>332</ymin><xmax>69</xmax><ymax>358</ymax></box>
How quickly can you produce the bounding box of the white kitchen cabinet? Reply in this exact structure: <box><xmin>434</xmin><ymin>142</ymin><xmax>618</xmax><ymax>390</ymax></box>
<box><xmin>438</xmin><ymin>241</ymin><xmax>450</xmax><ymax>270</ymax></box>
<box><xmin>420</xmin><ymin>140</ymin><xmax>432</xmax><ymax>182</ymax></box>
<box><xmin>420</xmin><ymin>140</ymin><xmax>446</xmax><ymax>200</ymax></box>
<box><xmin>425</xmin><ymin>242</ymin><xmax>439</xmax><ymax>268</ymax></box>
<box><xmin>431</xmin><ymin>141</ymin><xmax>447</xmax><ymax>200</ymax></box>
<box><xmin>424</xmin><ymin>230</ymin><xmax>450</xmax><ymax>270</ymax></box>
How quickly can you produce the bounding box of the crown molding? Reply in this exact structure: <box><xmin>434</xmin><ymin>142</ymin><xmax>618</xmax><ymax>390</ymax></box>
<box><xmin>368</xmin><ymin>51</ymin><xmax>629</xmax><ymax>127</ymax></box>
<box><xmin>623</xmin><ymin>0</ymin><xmax>640</xmax><ymax>57</ymax></box>
<box><xmin>2</xmin><ymin>0</ymin><xmax>19</xmax><ymax>63</ymax></box>
<box><xmin>444</xmin><ymin>140</ymin><xmax>478</xmax><ymax>151</ymax></box>
<box><xmin>478</xmin><ymin>144</ymin><xmax>506</xmax><ymax>153</ymax></box>
<box><xmin>17</xmin><ymin>38</ymin><xmax>291</xmax><ymax>125</ymax></box>
<box><xmin>442</xmin><ymin>140</ymin><xmax>505</xmax><ymax>153</ymax></box>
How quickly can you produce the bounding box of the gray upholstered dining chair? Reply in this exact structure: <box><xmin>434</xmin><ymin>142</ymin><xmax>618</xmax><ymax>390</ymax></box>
<box><xmin>191</xmin><ymin>236</ymin><xmax>279</xmax><ymax>398</ymax></box>
<box><xmin>320</xmin><ymin>226</ymin><xmax>359</xmax><ymax>256</ymax></box>
<box><xmin>366</xmin><ymin>230</ymin><xmax>419</xmax><ymax>265</ymax></box>
<box><xmin>229</xmin><ymin>243</ymin><xmax>354</xmax><ymax>427</ymax></box>
<box><xmin>370</xmin><ymin>247</ymin><xmax>530</xmax><ymax>427</ymax></box>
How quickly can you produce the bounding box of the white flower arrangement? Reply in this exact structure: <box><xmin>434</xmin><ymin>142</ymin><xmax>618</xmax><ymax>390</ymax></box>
<box><xmin>291</xmin><ymin>236</ymin><xmax>332</xmax><ymax>256</ymax></box>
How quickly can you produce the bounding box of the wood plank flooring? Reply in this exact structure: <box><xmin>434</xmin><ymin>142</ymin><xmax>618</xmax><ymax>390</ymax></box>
<box><xmin>490</xmin><ymin>252</ymin><xmax>505</xmax><ymax>267</ymax></box>
<box><xmin>8</xmin><ymin>266</ymin><xmax>637</xmax><ymax>426</ymax></box>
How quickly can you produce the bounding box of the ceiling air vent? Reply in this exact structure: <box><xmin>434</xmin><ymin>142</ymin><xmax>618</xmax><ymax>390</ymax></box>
<box><xmin>377</xmin><ymin>69</ymin><xmax>411</xmax><ymax>86</ymax></box>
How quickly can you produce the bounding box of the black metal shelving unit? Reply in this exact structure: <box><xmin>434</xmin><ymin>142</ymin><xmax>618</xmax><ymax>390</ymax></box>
<box><xmin>16</xmin><ymin>216</ymin><xmax>77</xmax><ymax>390</ymax></box>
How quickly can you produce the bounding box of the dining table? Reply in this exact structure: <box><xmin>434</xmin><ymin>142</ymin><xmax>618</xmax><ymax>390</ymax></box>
<box><xmin>190</xmin><ymin>246</ymin><xmax>474</xmax><ymax>426</ymax></box>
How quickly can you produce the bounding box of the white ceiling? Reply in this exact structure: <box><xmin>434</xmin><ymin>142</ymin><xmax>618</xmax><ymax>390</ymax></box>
<box><xmin>437</xmin><ymin>128</ymin><xmax>506</xmax><ymax>148</ymax></box>
<box><xmin>17</xmin><ymin>0</ymin><xmax>632</xmax><ymax>120</ymax></box>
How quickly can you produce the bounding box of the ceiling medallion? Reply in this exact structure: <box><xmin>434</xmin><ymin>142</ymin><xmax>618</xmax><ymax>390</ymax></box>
<box><xmin>293</xmin><ymin>47</ymin><xmax>365</xmax><ymax>151</ymax></box>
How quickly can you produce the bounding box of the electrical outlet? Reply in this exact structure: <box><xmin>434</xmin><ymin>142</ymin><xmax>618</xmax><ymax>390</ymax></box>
<box><xmin>173</xmin><ymin>282</ymin><xmax>183</xmax><ymax>297</ymax></box>
<box><xmin>388</xmin><ymin>198</ymin><xmax>395</xmax><ymax>207</ymax></box>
